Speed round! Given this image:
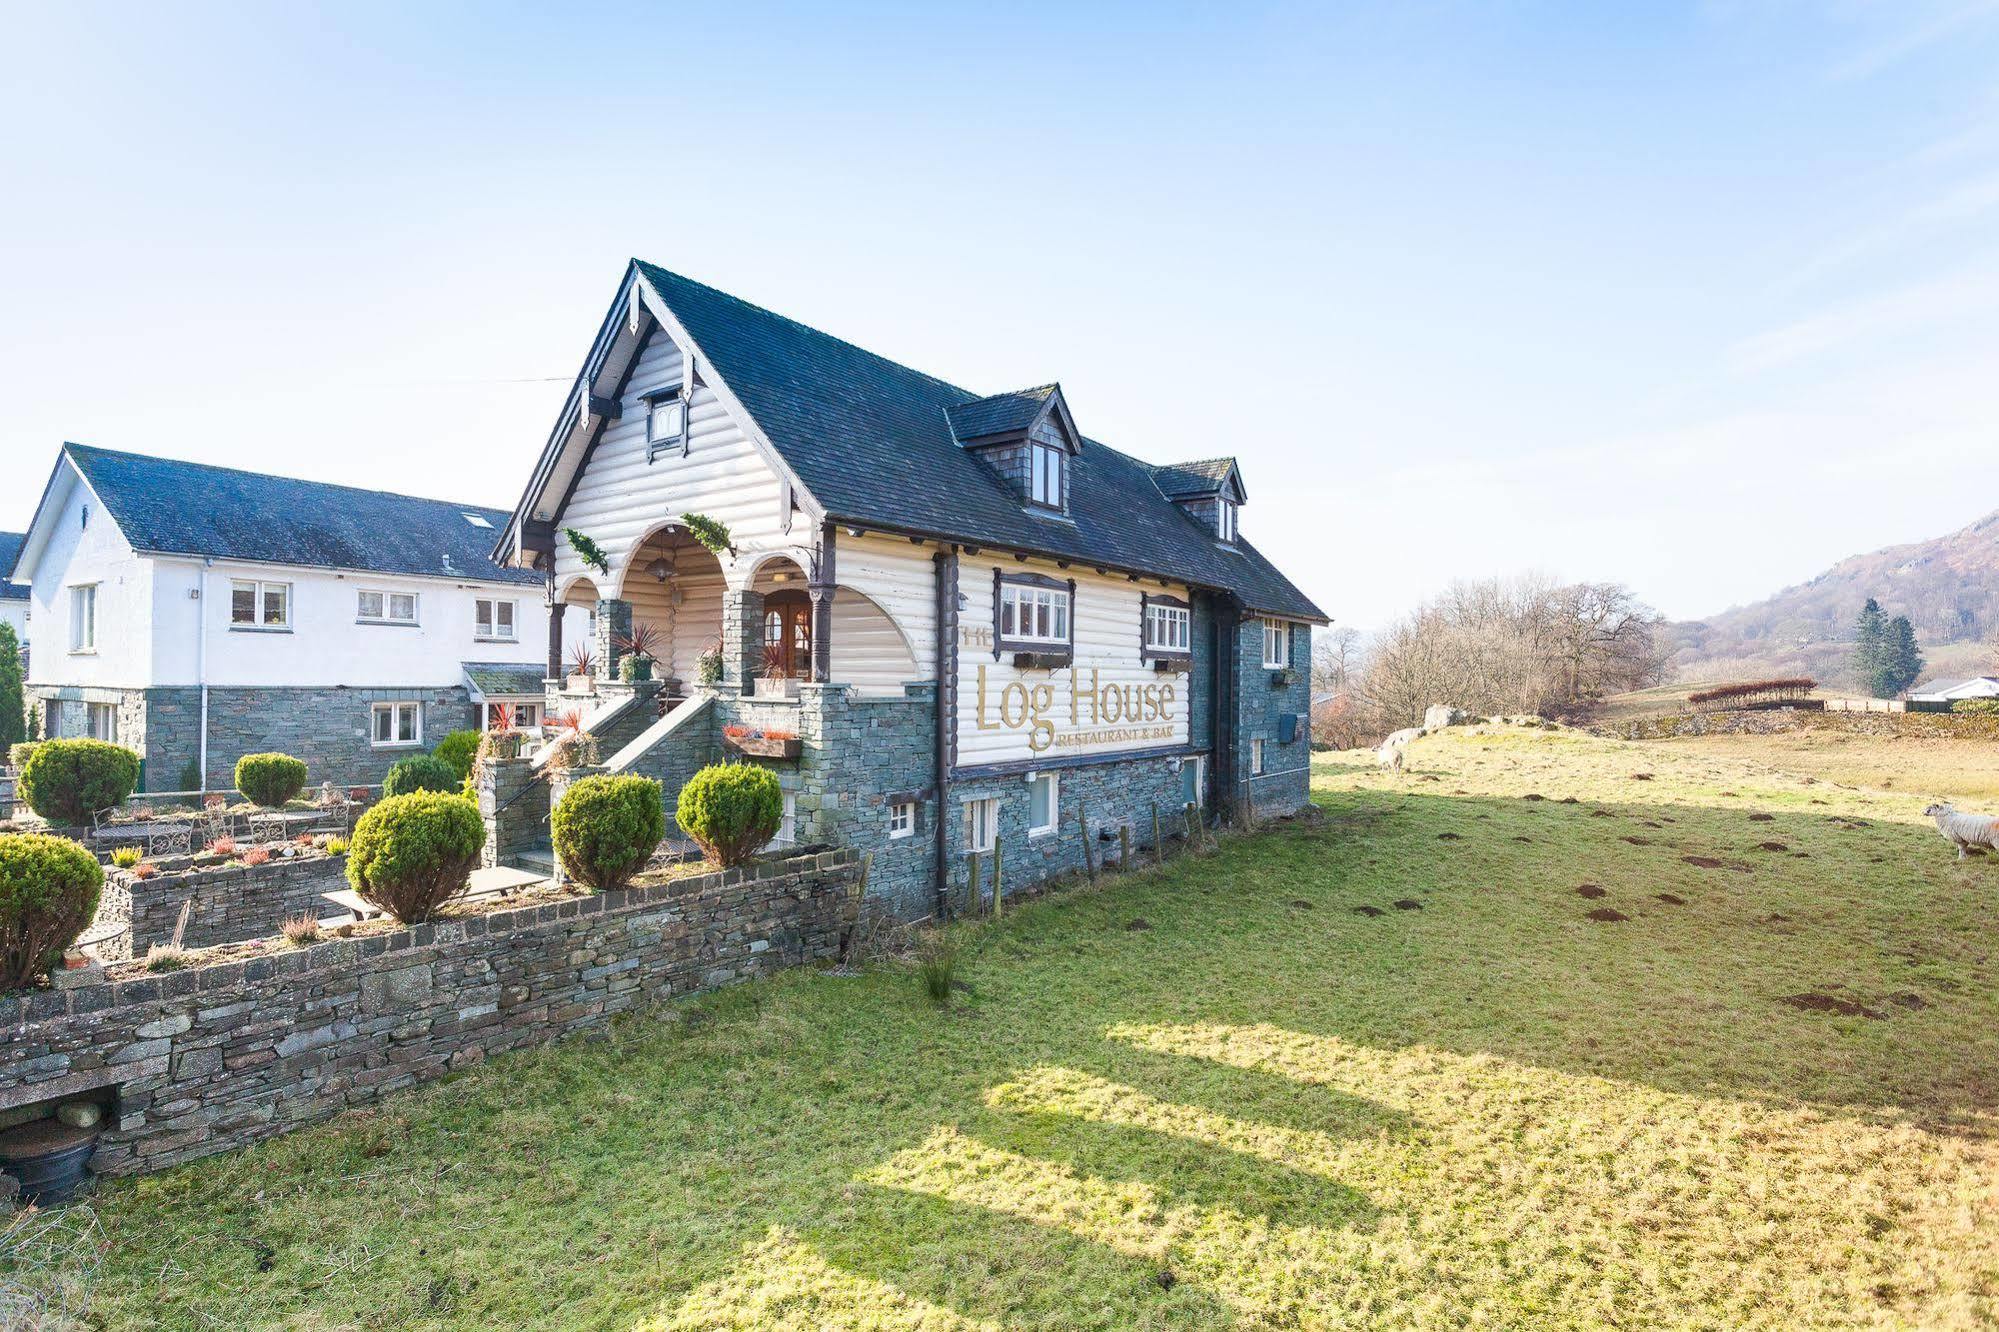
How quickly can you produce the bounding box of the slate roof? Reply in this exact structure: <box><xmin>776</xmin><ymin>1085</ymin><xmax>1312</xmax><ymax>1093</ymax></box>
<box><xmin>462</xmin><ymin>662</ymin><xmax>547</xmax><ymax>698</ymax></box>
<box><xmin>0</xmin><ymin>533</ymin><xmax>26</xmax><ymax>599</ymax></box>
<box><xmin>945</xmin><ymin>385</ymin><xmax>1059</xmax><ymax>443</ymax></box>
<box><xmin>1153</xmin><ymin>458</ymin><xmax>1240</xmax><ymax>499</ymax></box>
<box><xmin>630</xmin><ymin>262</ymin><xmax>1326</xmax><ymax>621</ymax></box>
<box><xmin>58</xmin><ymin>444</ymin><xmax>540</xmax><ymax>585</ymax></box>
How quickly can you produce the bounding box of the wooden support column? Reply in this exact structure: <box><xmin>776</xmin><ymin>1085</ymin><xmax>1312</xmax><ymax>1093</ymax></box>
<box><xmin>546</xmin><ymin>579</ymin><xmax>564</xmax><ymax>682</ymax></box>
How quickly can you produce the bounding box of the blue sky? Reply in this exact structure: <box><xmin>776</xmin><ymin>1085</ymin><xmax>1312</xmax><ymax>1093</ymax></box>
<box><xmin>3</xmin><ymin>1</ymin><xmax>1997</xmax><ymax>628</ymax></box>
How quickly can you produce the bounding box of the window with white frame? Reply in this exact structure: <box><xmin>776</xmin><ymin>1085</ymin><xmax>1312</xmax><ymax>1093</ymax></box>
<box><xmin>475</xmin><ymin>598</ymin><xmax>516</xmax><ymax>641</ymax></box>
<box><xmin>1251</xmin><ymin>738</ymin><xmax>1265</xmax><ymax>775</ymax></box>
<box><xmin>1262</xmin><ymin>619</ymin><xmax>1291</xmax><ymax>669</ymax></box>
<box><xmin>964</xmin><ymin>798</ymin><xmax>997</xmax><ymax>854</ymax></box>
<box><xmin>229</xmin><ymin>579</ymin><xmax>290</xmax><ymax>630</ymax></box>
<box><xmin>358</xmin><ymin>589</ymin><xmax>419</xmax><ymax>625</ymax></box>
<box><xmin>1145</xmin><ymin>600</ymin><xmax>1191</xmax><ymax>655</ymax></box>
<box><xmin>1027</xmin><ymin>773</ymin><xmax>1058</xmax><ymax>837</ymax></box>
<box><xmin>68</xmin><ymin>584</ymin><xmax>97</xmax><ymax>652</ymax></box>
<box><xmin>1217</xmin><ymin>499</ymin><xmax>1237</xmax><ymax>542</ymax></box>
<box><xmin>998</xmin><ymin>579</ymin><xmax>1070</xmax><ymax>646</ymax></box>
<box><xmin>889</xmin><ymin>801</ymin><xmax>915</xmax><ymax>839</ymax></box>
<box><xmin>1178</xmin><ymin>756</ymin><xmax>1204</xmax><ymax>808</ymax></box>
<box><xmin>765</xmin><ymin>790</ymin><xmax>798</xmax><ymax>849</ymax></box>
<box><xmin>371</xmin><ymin>701</ymin><xmax>422</xmax><ymax>748</ymax></box>
<box><xmin>1029</xmin><ymin>441</ymin><xmax>1064</xmax><ymax>508</ymax></box>
<box><xmin>86</xmin><ymin>702</ymin><xmax>116</xmax><ymax>742</ymax></box>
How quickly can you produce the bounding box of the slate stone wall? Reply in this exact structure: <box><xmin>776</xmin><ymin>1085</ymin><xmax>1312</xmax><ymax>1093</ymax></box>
<box><xmin>1228</xmin><ymin>615</ymin><xmax>1312</xmax><ymax>817</ymax></box>
<box><xmin>0</xmin><ymin>850</ymin><xmax>858</xmax><ymax>1177</ymax></box>
<box><xmin>101</xmin><ymin>855</ymin><xmax>350</xmax><ymax>954</ymax></box>
<box><xmin>195</xmin><ymin>685</ymin><xmax>478</xmax><ymax>790</ymax></box>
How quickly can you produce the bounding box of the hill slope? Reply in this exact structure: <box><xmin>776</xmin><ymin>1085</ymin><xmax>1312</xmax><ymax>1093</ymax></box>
<box><xmin>1668</xmin><ymin>508</ymin><xmax>1999</xmax><ymax>686</ymax></box>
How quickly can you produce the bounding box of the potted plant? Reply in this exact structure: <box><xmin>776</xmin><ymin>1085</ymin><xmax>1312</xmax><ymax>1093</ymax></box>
<box><xmin>615</xmin><ymin>623</ymin><xmax>663</xmax><ymax>683</ymax></box>
<box><xmin>1270</xmin><ymin>666</ymin><xmax>1299</xmax><ymax>688</ymax></box>
<box><xmin>567</xmin><ymin>643</ymin><xmax>596</xmax><ymax>694</ymax></box>
<box><xmin>695</xmin><ymin>638</ymin><xmax>724</xmax><ymax>688</ymax></box>
<box><xmin>755</xmin><ymin>644</ymin><xmax>800</xmax><ymax>699</ymax></box>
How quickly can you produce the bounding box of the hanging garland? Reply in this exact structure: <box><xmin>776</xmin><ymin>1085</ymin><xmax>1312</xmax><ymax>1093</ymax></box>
<box><xmin>563</xmin><ymin>528</ymin><xmax>610</xmax><ymax>575</ymax></box>
<box><xmin>680</xmin><ymin>512</ymin><xmax>736</xmax><ymax>559</ymax></box>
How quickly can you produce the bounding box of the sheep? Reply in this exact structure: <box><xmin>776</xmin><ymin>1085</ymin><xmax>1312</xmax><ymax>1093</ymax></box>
<box><xmin>1924</xmin><ymin>802</ymin><xmax>1999</xmax><ymax>859</ymax></box>
<box><xmin>1376</xmin><ymin>727</ymin><xmax>1421</xmax><ymax>772</ymax></box>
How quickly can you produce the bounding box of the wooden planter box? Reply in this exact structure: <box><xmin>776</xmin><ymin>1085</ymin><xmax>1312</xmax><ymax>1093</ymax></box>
<box><xmin>724</xmin><ymin>733</ymin><xmax>801</xmax><ymax>760</ymax></box>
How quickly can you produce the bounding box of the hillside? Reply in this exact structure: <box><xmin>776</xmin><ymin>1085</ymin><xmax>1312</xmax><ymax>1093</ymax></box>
<box><xmin>1667</xmin><ymin>508</ymin><xmax>1999</xmax><ymax>687</ymax></box>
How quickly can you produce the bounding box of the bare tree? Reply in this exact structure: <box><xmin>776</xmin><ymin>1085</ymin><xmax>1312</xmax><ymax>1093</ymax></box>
<box><xmin>1312</xmin><ymin>626</ymin><xmax>1363</xmax><ymax>694</ymax></box>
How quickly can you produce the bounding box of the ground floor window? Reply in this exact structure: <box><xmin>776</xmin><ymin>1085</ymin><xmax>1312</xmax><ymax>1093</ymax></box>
<box><xmin>1027</xmin><ymin>773</ymin><xmax>1058</xmax><ymax>836</ymax></box>
<box><xmin>371</xmin><ymin>701</ymin><xmax>422</xmax><ymax>747</ymax></box>
<box><xmin>889</xmin><ymin>801</ymin><xmax>915</xmax><ymax>839</ymax></box>
<box><xmin>484</xmin><ymin>701</ymin><xmax>539</xmax><ymax>731</ymax></box>
<box><xmin>1251</xmin><ymin>738</ymin><xmax>1265</xmax><ymax>775</ymax></box>
<box><xmin>964</xmin><ymin>797</ymin><xmax>997</xmax><ymax>854</ymax></box>
<box><xmin>765</xmin><ymin>790</ymin><xmax>798</xmax><ymax>849</ymax></box>
<box><xmin>87</xmin><ymin>701</ymin><xmax>117</xmax><ymax>742</ymax></box>
<box><xmin>1179</xmin><ymin>756</ymin><xmax>1204</xmax><ymax>808</ymax></box>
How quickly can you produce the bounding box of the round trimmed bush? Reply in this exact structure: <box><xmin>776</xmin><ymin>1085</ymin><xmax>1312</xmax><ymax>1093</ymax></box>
<box><xmin>432</xmin><ymin>729</ymin><xmax>481</xmax><ymax>783</ymax></box>
<box><xmin>345</xmin><ymin>790</ymin><xmax>485</xmax><ymax>923</ymax></box>
<box><xmin>18</xmin><ymin>738</ymin><xmax>141</xmax><ymax>825</ymax></box>
<box><xmin>552</xmin><ymin>774</ymin><xmax>666</xmax><ymax>890</ymax></box>
<box><xmin>234</xmin><ymin>752</ymin><xmax>308</xmax><ymax>807</ymax></box>
<box><xmin>382</xmin><ymin>754</ymin><xmax>459</xmax><ymax>799</ymax></box>
<box><xmin>0</xmin><ymin>832</ymin><xmax>104</xmax><ymax>989</ymax></box>
<box><xmin>675</xmin><ymin>763</ymin><xmax>782</xmax><ymax>868</ymax></box>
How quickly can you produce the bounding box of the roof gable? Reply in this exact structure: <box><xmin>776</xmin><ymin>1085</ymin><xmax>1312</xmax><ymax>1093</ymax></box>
<box><xmin>1153</xmin><ymin>457</ymin><xmax>1246</xmax><ymax>504</ymax></box>
<box><xmin>520</xmin><ymin>261</ymin><xmax>1326</xmax><ymax>621</ymax></box>
<box><xmin>0</xmin><ymin>532</ymin><xmax>26</xmax><ymax>598</ymax></box>
<box><xmin>53</xmin><ymin>444</ymin><xmax>540</xmax><ymax>585</ymax></box>
<box><xmin>946</xmin><ymin>384</ymin><xmax>1081</xmax><ymax>454</ymax></box>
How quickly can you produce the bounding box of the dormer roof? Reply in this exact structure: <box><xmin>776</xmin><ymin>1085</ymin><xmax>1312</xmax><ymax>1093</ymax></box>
<box><xmin>945</xmin><ymin>383</ymin><xmax>1081</xmax><ymax>454</ymax></box>
<box><xmin>1154</xmin><ymin>457</ymin><xmax>1247</xmax><ymax>504</ymax></box>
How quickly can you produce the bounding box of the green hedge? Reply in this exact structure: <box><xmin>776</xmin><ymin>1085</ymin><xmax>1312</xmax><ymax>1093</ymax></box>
<box><xmin>432</xmin><ymin>730</ymin><xmax>481</xmax><ymax>782</ymax></box>
<box><xmin>552</xmin><ymin>775</ymin><xmax>666</xmax><ymax>890</ymax></box>
<box><xmin>0</xmin><ymin>832</ymin><xmax>103</xmax><ymax>989</ymax></box>
<box><xmin>235</xmin><ymin>752</ymin><xmax>308</xmax><ymax>807</ymax></box>
<box><xmin>1953</xmin><ymin>698</ymin><xmax>1999</xmax><ymax>716</ymax></box>
<box><xmin>346</xmin><ymin>790</ymin><xmax>484</xmax><ymax>924</ymax></box>
<box><xmin>675</xmin><ymin>763</ymin><xmax>782</xmax><ymax>868</ymax></box>
<box><xmin>17</xmin><ymin>738</ymin><xmax>141</xmax><ymax>825</ymax></box>
<box><xmin>383</xmin><ymin>754</ymin><xmax>459</xmax><ymax>799</ymax></box>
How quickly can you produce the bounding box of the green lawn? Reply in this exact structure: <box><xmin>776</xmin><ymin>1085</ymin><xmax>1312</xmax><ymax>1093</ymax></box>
<box><xmin>19</xmin><ymin>728</ymin><xmax>1999</xmax><ymax>1328</ymax></box>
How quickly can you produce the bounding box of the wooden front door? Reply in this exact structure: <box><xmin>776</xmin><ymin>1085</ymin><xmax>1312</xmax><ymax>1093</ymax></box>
<box><xmin>762</xmin><ymin>591</ymin><xmax>812</xmax><ymax>677</ymax></box>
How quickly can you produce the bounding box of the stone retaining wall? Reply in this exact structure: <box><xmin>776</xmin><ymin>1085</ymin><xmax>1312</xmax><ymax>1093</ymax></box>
<box><xmin>108</xmin><ymin>855</ymin><xmax>351</xmax><ymax>955</ymax></box>
<box><xmin>0</xmin><ymin>849</ymin><xmax>858</xmax><ymax>1177</ymax></box>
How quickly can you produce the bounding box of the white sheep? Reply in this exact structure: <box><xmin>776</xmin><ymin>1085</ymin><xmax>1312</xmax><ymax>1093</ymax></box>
<box><xmin>1376</xmin><ymin>727</ymin><xmax>1421</xmax><ymax>772</ymax></box>
<box><xmin>1924</xmin><ymin>802</ymin><xmax>1999</xmax><ymax>859</ymax></box>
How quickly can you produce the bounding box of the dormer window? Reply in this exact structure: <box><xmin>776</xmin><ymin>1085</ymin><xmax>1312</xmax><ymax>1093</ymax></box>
<box><xmin>1029</xmin><ymin>441</ymin><xmax>1064</xmax><ymax>509</ymax></box>
<box><xmin>1217</xmin><ymin>499</ymin><xmax>1237</xmax><ymax>543</ymax></box>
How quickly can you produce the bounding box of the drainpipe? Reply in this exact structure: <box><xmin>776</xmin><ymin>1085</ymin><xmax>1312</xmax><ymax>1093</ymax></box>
<box><xmin>196</xmin><ymin>558</ymin><xmax>212</xmax><ymax>793</ymax></box>
<box><xmin>931</xmin><ymin>547</ymin><xmax>957</xmax><ymax>921</ymax></box>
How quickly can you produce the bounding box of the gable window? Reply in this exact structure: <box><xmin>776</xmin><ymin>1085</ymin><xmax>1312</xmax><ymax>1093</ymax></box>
<box><xmin>1029</xmin><ymin>441</ymin><xmax>1064</xmax><ymax>509</ymax></box>
<box><xmin>475</xmin><ymin>598</ymin><xmax>516</xmax><ymax>641</ymax></box>
<box><xmin>1144</xmin><ymin>597</ymin><xmax>1191</xmax><ymax>656</ymax></box>
<box><xmin>68</xmin><ymin>584</ymin><xmax>97</xmax><ymax>653</ymax></box>
<box><xmin>229</xmin><ymin>579</ymin><xmax>290</xmax><ymax>630</ymax></box>
<box><xmin>1262</xmin><ymin>619</ymin><xmax>1291</xmax><ymax>669</ymax></box>
<box><xmin>645</xmin><ymin>386</ymin><xmax>687</xmax><ymax>462</ymax></box>
<box><xmin>963</xmin><ymin>797</ymin><xmax>998</xmax><ymax>855</ymax></box>
<box><xmin>1027</xmin><ymin>773</ymin><xmax>1058</xmax><ymax>837</ymax></box>
<box><xmin>358</xmin><ymin>589</ymin><xmax>419</xmax><ymax>626</ymax></box>
<box><xmin>889</xmin><ymin>801</ymin><xmax>915</xmax><ymax>839</ymax></box>
<box><xmin>1217</xmin><ymin>499</ymin><xmax>1237</xmax><ymax>543</ymax></box>
<box><xmin>371</xmin><ymin>701</ymin><xmax>422</xmax><ymax>748</ymax></box>
<box><xmin>997</xmin><ymin>577</ymin><xmax>1070</xmax><ymax>647</ymax></box>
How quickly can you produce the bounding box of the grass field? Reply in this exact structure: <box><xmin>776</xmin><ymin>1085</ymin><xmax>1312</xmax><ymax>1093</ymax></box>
<box><xmin>1653</xmin><ymin>728</ymin><xmax>1999</xmax><ymax>803</ymax></box>
<box><xmin>18</xmin><ymin>727</ymin><xmax>1999</xmax><ymax>1329</ymax></box>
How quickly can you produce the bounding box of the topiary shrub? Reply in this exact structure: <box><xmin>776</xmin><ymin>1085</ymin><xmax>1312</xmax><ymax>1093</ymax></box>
<box><xmin>0</xmin><ymin>832</ymin><xmax>104</xmax><ymax>989</ymax></box>
<box><xmin>382</xmin><ymin>754</ymin><xmax>459</xmax><ymax>799</ymax></box>
<box><xmin>234</xmin><ymin>752</ymin><xmax>308</xmax><ymax>807</ymax></box>
<box><xmin>432</xmin><ymin>729</ymin><xmax>481</xmax><ymax>783</ymax></box>
<box><xmin>17</xmin><ymin>738</ymin><xmax>141</xmax><ymax>825</ymax></box>
<box><xmin>345</xmin><ymin>790</ymin><xmax>485</xmax><ymax>923</ymax></box>
<box><xmin>551</xmin><ymin>774</ymin><xmax>666</xmax><ymax>890</ymax></box>
<box><xmin>675</xmin><ymin>763</ymin><xmax>782</xmax><ymax>868</ymax></box>
<box><xmin>8</xmin><ymin>742</ymin><xmax>38</xmax><ymax>770</ymax></box>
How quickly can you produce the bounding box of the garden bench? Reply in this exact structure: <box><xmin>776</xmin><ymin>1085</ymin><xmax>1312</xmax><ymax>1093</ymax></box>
<box><xmin>320</xmin><ymin>867</ymin><xmax>546</xmax><ymax>924</ymax></box>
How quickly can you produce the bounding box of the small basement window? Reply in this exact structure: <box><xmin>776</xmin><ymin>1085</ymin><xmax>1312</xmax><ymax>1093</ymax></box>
<box><xmin>1027</xmin><ymin>773</ymin><xmax>1058</xmax><ymax>837</ymax></box>
<box><xmin>889</xmin><ymin>801</ymin><xmax>915</xmax><ymax>839</ymax></box>
<box><xmin>964</xmin><ymin>798</ymin><xmax>997</xmax><ymax>855</ymax></box>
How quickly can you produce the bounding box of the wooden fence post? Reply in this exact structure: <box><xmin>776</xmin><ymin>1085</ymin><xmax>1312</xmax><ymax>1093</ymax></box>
<box><xmin>1152</xmin><ymin>803</ymin><xmax>1164</xmax><ymax>866</ymax></box>
<box><xmin>966</xmin><ymin>851</ymin><xmax>982</xmax><ymax>918</ymax></box>
<box><xmin>991</xmin><ymin>841</ymin><xmax>1004</xmax><ymax>919</ymax></box>
<box><xmin>1118</xmin><ymin>824</ymin><xmax>1131</xmax><ymax>872</ymax></box>
<box><xmin>1076</xmin><ymin>803</ymin><xmax>1097</xmax><ymax>882</ymax></box>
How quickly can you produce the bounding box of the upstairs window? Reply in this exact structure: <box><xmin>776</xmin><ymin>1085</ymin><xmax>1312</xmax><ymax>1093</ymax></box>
<box><xmin>475</xmin><ymin>598</ymin><xmax>516</xmax><ymax>641</ymax></box>
<box><xmin>1029</xmin><ymin>441</ymin><xmax>1064</xmax><ymax>509</ymax></box>
<box><xmin>1145</xmin><ymin>598</ymin><xmax>1191</xmax><ymax>655</ymax></box>
<box><xmin>645</xmin><ymin>386</ymin><xmax>687</xmax><ymax>462</ymax></box>
<box><xmin>1217</xmin><ymin>499</ymin><xmax>1237</xmax><ymax>542</ymax></box>
<box><xmin>69</xmin><ymin>584</ymin><xmax>97</xmax><ymax>652</ymax></box>
<box><xmin>230</xmin><ymin>579</ymin><xmax>290</xmax><ymax>630</ymax></box>
<box><xmin>998</xmin><ymin>578</ymin><xmax>1070</xmax><ymax>646</ymax></box>
<box><xmin>1262</xmin><ymin>619</ymin><xmax>1291</xmax><ymax>669</ymax></box>
<box><xmin>358</xmin><ymin>589</ymin><xmax>419</xmax><ymax>626</ymax></box>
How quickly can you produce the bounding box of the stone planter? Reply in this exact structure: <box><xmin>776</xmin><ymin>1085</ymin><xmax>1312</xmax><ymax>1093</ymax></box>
<box><xmin>723</xmin><ymin>732</ymin><xmax>802</xmax><ymax>760</ymax></box>
<box><xmin>566</xmin><ymin>673</ymin><xmax>595</xmax><ymax>694</ymax></box>
<box><xmin>753</xmin><ymin>676</ymin><xmax>800</xmax><ymax>700</ymax></box>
